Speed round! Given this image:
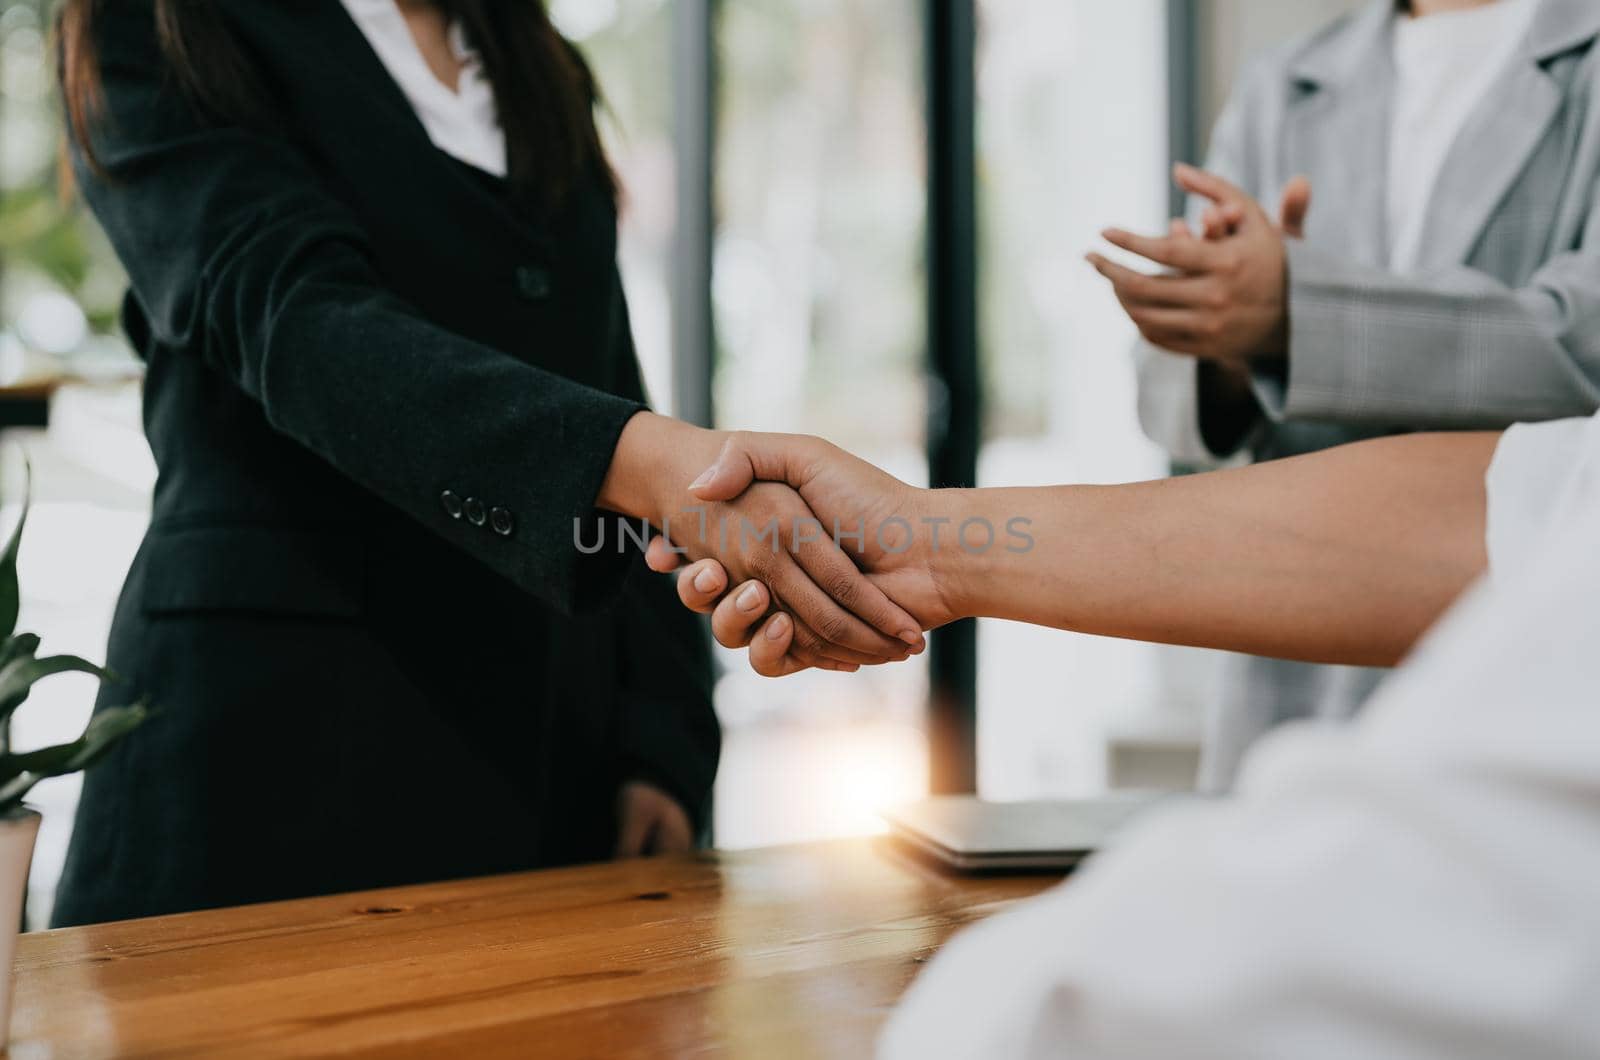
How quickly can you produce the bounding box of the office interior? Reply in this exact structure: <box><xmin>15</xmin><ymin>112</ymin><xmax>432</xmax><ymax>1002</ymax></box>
<box><xmin>4</xmin><ymin>0</ymin><xmax>1590</xmax><ymax>1055</ymax></box>
<box><xmin>0</xmin><ymin>0</ymin><xmax>1365</xmax><ymax>923</ymax></box>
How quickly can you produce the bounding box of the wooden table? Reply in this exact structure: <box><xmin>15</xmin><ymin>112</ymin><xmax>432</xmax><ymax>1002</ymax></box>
<box><xmin>10</xmin><ymin>840</ymin><xmax>1060</xmax><ymax>1058</ymax></box>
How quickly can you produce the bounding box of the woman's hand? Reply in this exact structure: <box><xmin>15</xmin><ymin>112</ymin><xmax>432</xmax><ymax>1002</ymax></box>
<box><xmin>597</xmin><ymin>413</ymin><xmax>925</xmax><ymax>669</ymax></box>
<box><xmin>1086</xmin><ymin>164</ymin><xmax>1304</xmax><ymax>367</ymax></box>
<box><xmin>614</xmin><ymin>780</ymin><xmax>693</xmax><ymax>858</ymax></box>
<box><xmin>646</xmin><ymin>431</ymin><xmax>963</xmax><ymax>676</ymax></box>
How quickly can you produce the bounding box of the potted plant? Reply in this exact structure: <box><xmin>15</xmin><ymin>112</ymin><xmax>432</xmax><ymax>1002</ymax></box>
<box><xmin>0</xmin><ymin>474</ymin><xmax>150</xmax><ymax>1041</ymax></box>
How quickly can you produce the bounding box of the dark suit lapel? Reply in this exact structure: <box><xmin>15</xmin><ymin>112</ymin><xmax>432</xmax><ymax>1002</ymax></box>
<box><xmin>233</xmin><ymin>0</ymin><xmax>438</xmax><ymax>154</ymax></box>
<box><xmin>1413</xmin><ymin>0</ymin><xmax>1595</xmax><ymax>268</ymax></box>
<box><xmin>229</xmin><ymin>0</ymin><xmax>556</xmax><ymax>256</ymax></box>
<box><xmin>1284</xmin><ymin>0</ymin><xmax>1395</xmax><ymax>266</ymax></box>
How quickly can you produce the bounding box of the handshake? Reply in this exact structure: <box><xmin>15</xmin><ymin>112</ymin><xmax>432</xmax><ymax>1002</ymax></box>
<box><xmin>597</xmin><ymin>406</ymin><xmax>1489</xmax><ymax>677</ymax></box>
<box><xmin>586</xmin><ymin>165</ymin><xmax>1465</xmax><ymax>678</ymax></box>
<box><xmin>596</xmin><ymin>412</ymin><xmax>1022</xmax><ymax>678</ymax></box>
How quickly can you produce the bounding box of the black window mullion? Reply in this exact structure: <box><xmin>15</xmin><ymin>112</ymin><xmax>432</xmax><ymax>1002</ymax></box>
<box><xmin>923</xmin><ymin>0</ymin><xmax>982</xmax><ymax>795</ymax></box>
<box><xmin>1166</xmin><ymin>0</ymin><xmax>1202</xmax><ymax>217</ymax></box>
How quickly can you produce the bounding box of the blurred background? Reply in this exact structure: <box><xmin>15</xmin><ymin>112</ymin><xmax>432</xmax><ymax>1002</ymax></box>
<box><xmin>0</xmin><ymin>0</ymin><xmax>1361</xmax><ymax>925</ymax></box>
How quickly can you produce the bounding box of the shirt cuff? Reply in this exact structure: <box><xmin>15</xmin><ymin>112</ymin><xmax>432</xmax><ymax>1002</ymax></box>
<box><xmin>1136</xmin><ymin>343</ymin><xmax>1264</xmax><ymax>466</ymax></box>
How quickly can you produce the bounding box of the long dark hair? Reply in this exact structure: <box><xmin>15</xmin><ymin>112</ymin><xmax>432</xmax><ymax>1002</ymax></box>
<box><xmin>58</xmin><ymin>0</ymin><xmax>617</xmax><ymax>213</ymax></box>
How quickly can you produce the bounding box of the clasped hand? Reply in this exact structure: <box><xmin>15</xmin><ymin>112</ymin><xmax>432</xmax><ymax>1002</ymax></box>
<box><xmin>645</xmin><ymin>433</ymin><xmax>961</xmax><ymax>677</ymax></box>
<box><xmin>601</xmin><ymin>413</ymin><xmax>942</xmax><ymax>673</ymax></box>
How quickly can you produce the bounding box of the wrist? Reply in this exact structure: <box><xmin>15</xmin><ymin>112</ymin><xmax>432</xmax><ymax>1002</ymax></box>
<box><xmin>598</xmin><ymin>412</ymin><xmax>727</xmax><ymax>525</ymax></box>
<box><xmin>921</xmin><ymin>487</ymin><xmax>987</xmax><ymax>622</ymax></box>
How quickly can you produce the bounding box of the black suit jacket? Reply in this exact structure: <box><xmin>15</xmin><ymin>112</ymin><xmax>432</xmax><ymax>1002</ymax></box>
<box><xmin>51</xmin><ymin>0</ymin><xmax>719</xmax><ymax>926</ymax></box>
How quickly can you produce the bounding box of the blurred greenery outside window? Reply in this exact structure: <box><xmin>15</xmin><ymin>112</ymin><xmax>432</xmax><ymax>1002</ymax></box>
<box><xmin>1</xmin><ymin>0</ymin><xmax>132</xmax><ymax>381</ymax></box>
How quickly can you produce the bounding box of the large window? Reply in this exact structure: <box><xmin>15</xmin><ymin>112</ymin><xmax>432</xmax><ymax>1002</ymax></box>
<box><xmin>710</xmin><ymin>0</ymin><xmax>931</xmax><ymax>848</ymax></box>
<box><xmin>552</xmin><ymin>0</ymin><xmax>680</xmax><ymax>415</ymax></box>
<box><xmin>973</xmin><ymin>0</ymin><xmax>1178</xmax><ymax>799</ymax></box>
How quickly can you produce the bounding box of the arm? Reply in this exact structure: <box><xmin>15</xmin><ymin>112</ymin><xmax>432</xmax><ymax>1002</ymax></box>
<box><xmin>76</xmin><ymin>2</ymin><xmax>640</xmax><ymax>614</ymax></box>
<box><xmin>667</xmin><ymin>429</ymin><xmax>1497</xmax><ymax>673</ymax></box>
<box><xmin>1112</xmin><ymin>167</ymin><xmax>1600</xmax><ymax>432</ymax></box>
<box><xmin>74</xmin><ymin>5</ymin><xmax>919</xmax><ymax>661</ymax></box>
<box><xmin>1280</xmin><ymin>220</ymin><xmax>1600</xmax><ymax>426</ymax></box>
<box><xmin>1132</xmin><ymin>63</ymin><xmax>1270</xmax><ymax>465</ymax></box>
<box><xmin>931</xmin><ymin>430</ymin><xmax>1495</xmax><ymax>667</ymax></box>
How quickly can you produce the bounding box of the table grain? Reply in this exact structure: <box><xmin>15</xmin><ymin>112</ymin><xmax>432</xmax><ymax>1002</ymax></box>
<box><xmin>10</xmin><ymin>839</ymin><xmax>1060</xmax><ymax>1058</ymax></box>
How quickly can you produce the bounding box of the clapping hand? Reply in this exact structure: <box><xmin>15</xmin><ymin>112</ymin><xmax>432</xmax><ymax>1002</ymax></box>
<box><xmin>1086</xmin><ymin>164</ymin><xmax>1311</xmax><ymax>367</ymax></box>
<box><xmin>614</xmin><ymin>780</ymin><xmax>694</xmax><ymax>858</ymax></box>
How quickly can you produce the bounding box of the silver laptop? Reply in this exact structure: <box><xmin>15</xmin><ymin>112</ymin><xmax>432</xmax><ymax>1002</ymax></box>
<box><xmin>882</xmin><ymin>792</ymin><xmax>1180</xmax><ymax>872</ymax></box>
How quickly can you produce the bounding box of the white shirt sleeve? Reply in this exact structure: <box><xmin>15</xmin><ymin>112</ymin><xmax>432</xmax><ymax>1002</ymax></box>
<box><xmin>1485</xmin><ymin>414</ymin><xmax>1600</xmax><ymax>579</ymax></box>
<box><xmin>881</xmin><ymin>416</ymin><xmax>1600</xmax><ymax>1060</ymax></box>
<box><xmin>1133</xmin><ymin>341</ymin><xmax>1219</xmax><ymax>467</ymax></box>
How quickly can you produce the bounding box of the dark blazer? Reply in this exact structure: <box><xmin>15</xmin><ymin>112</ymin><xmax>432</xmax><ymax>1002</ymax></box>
<box><xmin>51</xmin><ymin>0</ymin><xmax>719</xmax><ymax>926</ymax></box>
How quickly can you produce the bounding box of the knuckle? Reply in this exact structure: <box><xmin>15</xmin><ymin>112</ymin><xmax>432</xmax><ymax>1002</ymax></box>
<box><xmin>788</xmin><ymin>621</ymin><xmax>823</xmax><ymax>653</ymax></box>
<box><xmin>825</xmin><ymin>570</ymin><xmax>859</xmax><ymax>605</ymax></box>
<box><xmin>815</xmin><ymin>612</ymin><xmax>854</xmax><ymax>646</ymax></box>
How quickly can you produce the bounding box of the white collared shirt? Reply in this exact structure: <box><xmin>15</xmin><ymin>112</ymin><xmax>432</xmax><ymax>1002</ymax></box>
<box><xmin>338</xmin><ymin>0</ymin><xmax>507</xmax><ymax>177</ymax></box>
<box><xmin>1386</xmin><ymin>0</ymin><xmax>1539</xmax><ymax>271</ymax></box>
<box><xmin>882</xmin><ymin>410</ymin><xmax>1600</xmax><ymax>1060</ymax></box>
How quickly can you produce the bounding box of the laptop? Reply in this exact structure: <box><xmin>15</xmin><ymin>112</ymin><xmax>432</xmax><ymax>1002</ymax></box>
<box><xmin>882</xmin><ymin>792</ymin><xmax>1180</xmax><ymax>872</ymax></box>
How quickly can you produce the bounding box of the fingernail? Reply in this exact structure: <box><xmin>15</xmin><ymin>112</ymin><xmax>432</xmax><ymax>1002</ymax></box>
<box><xmin>689</xmin><ymin>466</ymin><xmax>716</xmax><ymax>490</ymax></box>
<box><xmin>693</xmin><ymin>566</ymin><xmax>720</xmax><ymax>593</ymax></box>
<box><xmin>765</xmin><ymin>614</ymin><xmax>789</xmax><ymax>640</ymax></box>
<box><xmin>736</xmin><ymin>584</ymin><xmax>763</xmax><ymax>612</ymax></box>
<box><xmin>899</xmin><ymin>630</ymin><xmax>923</xmax><ymax>648</ymax></box>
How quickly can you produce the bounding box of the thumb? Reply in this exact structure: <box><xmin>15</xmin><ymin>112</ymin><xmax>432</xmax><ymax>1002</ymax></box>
<box><xmin>1279</xmin><ymin>175</ymin><xmax>1312</xmax><ymax>239</ymax></box>
<box><xmin>687</xmin><ymin>432</ymin><xmax>822</xmax><ymax>502</ymax></box>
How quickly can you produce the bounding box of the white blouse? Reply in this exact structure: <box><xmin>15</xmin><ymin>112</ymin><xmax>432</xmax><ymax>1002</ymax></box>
<box><xmin>338</xmin><ymin>0</ymin><xmax>507</xmax><ymax>177</ymax></box>
<box><xmin>1385</xmin><ymin>0</ymin><xmax>1538</xmax><ymax>272</ymax></box>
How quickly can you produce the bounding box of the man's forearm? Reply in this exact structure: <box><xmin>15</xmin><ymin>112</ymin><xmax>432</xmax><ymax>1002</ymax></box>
<box><xmin>933</xmin><ymin>432</ymin><xmax>1499</xmax><ymax>666</ymax></box>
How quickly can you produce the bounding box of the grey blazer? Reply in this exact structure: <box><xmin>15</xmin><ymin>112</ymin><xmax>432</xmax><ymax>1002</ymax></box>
<box><xmin>1137</xmin><ymin>0</ymin><xmax>1600</xmax><ymax>791</ymax></box>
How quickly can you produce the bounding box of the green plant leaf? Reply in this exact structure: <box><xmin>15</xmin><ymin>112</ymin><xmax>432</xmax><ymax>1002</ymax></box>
<box><xmin>0</xmin><ymin>702</ymin><xmax>153</xmax><ymax>811</ymax></box>
<box><xmin>0</xmin><ymin>635</ymin><xmax>35</xmax><ymax>757</ymax></box>
<box><xmin>0</xmin><ymin>654</ymin><xmax>111</xmax><ymax>724</ymax></box>
<box><xmin>0</xmin><ymin>459</ymin><xmax>30</xmax><ymax>641</ymax></box>
<box><xmin>0</xmin><ymin>635</ymin><xmax>40</xmax><ymax>672</ymax></box>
